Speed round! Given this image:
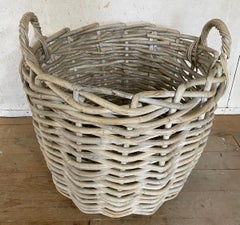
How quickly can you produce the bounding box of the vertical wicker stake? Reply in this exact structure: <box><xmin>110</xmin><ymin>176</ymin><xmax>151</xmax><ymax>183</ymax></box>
<box><xmin>19</xmin><ymin>12</ymin><xmax>231</xmax><ymax>218</ymax></box>
<box><xmin>73</xmin><ymin>88</ymin><xmax>83</xmax><ymax>163</ymax></box>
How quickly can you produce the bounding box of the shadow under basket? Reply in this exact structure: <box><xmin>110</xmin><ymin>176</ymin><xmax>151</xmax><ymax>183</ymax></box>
<box><xmin>19</xmin><ymin>12</ymin><xmax>231</xmax><ymax>218</ymax></box>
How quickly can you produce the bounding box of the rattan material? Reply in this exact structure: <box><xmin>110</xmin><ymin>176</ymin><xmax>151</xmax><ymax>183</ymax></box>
<box><xmin>19</xmin><ymin>12</ymin><xmax>231</xmax><ymax>218</ymax></box>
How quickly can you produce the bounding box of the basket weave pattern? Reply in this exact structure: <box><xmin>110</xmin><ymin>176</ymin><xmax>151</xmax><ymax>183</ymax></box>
<box><xmin>19</xmin><ymin>12</ymin><xmax>231</xmax><ymax>217</ymax></box>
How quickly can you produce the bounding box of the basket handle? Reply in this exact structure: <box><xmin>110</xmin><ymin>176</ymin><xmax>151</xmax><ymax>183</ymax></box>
<box><xmin>199</xmin><ymin>18</ymin><xmax>231</xmax><ymax>59</ymax></box>
<box><xmin>19</xmin><ymin>12</ymin><xmax>49</xmax><ymax>64</ymax></box>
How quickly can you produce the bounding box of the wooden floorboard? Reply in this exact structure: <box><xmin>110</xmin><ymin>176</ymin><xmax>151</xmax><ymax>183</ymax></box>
<box><xmin>90</xmin><ymin>217</ymin><xmax>240</xmax><ymax>225</ymax></box>
<box><xmin>233</xmin><ymin>134</ymin><xmax>240</xmax><ymax>147</ymax></box>
<box><xmin>0</xmin><ymin>223</ymin><xmax>89</xmax><ymax>225</ymax></box>
<box><xmin>0</xmin><ymin>117</ymin><xmax>32</xmax><ymax>125</ymax></box>
<box><xmin>0</xmin><ymin>115</ymin><xmax>240</xmax><ymax>224</ymax></box>
<box><xmin>0</xmin><ymin>124</ymin><xmax>35</xmax><ymax>139</ymax></box>
<box><xmin>211</xmin><ymin>115</ymin><xmax>240</xmax><ymax>135</ymax></box>
<box><xmin>195</xmin><ymin>151</ymin><xmax>240</xmax><ymax>170</ymax></box>
<box><xmin>183</xmin><ymin>170</ymin><xmax>240</xmax><ymax>192</ymax></box>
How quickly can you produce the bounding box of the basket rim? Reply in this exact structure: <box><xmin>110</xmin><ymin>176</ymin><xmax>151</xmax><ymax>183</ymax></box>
<box><xmin>19</xmin><ymin>13</ymin><xmax>230</xmax><ymax>121</ymax></box>
<box><xmin>24</xmin><ymin>19</ymin><xmax>225</xmax><ymax>94</ymax></box>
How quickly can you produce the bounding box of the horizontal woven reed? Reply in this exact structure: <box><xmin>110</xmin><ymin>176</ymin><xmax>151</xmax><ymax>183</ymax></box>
<box><xmin>19</xmin><ymin>12</ymin><xmax>231</xmax><ymax>218</ymax></box>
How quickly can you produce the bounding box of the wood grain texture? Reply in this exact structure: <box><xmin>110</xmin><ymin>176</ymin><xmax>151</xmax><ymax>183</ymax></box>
<box><xmin>211</xmin><ymin>115</ymin><xmax>240</xmax><ymax>135</ymax></box>
<box><xmin>195</xmin><ymin>151</ymin><xmax>240</xmax><ymax>170</ymax></box>
<box><xmin>0</xmin><ymin>221</ymin><xmax>89</xmax><ymax>225</ymax></box>
<box><xmin>0</xmin><ymin>124</ymin><xmax>35</xmax><ymax>139</ymax></box>
<box><xmin>91</xmin><ymin>217</ymin><xmax>240</xmax><ymax>225</ymax></box>
<box><xmin>233</xmin><ymin>134</ymin><xmax>240</xmax><ymax>147</ymax></box>
<box><xmin>184</xmin><ymin>170</ymin><xmax>240</xmax><ymax>192</ymax></box>
<box><xmin>0</xmin><ymin>117</ymin><xmax>32</xmax><ymax>125</ymax></box>
<box><xmin>90</xmin><ymin>218</ymin><xmax>216</xmax><ymax>225</ymax></box>
<box><xmin>159</xmin><ymin>191</ymin><xmax>240</xmax><ymax>219</ymax></box>
<box><xmin>205</xmin><ymin>134</ymin><xmax>239</xmax><ymax>152</ymax></box>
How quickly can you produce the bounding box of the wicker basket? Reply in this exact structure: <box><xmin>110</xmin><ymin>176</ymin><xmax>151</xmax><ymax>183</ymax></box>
<box><xmin>19</xmin><ymin>12</ymin><xmax>231</xmax><ymax>218</ymax></box>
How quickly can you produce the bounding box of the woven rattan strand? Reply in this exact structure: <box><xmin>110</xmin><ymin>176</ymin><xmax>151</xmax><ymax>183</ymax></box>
<box><xmin>19</xmin><ymin>12</ymin><xmax>231</xmax><ymax>217</ymax></box>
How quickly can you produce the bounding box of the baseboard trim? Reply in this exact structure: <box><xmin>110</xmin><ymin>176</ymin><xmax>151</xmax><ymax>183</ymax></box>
<box><xmin>215</xmin><ymin>107</ymin><xmax>240</xmax><ymax>114</ymax></box>
<box><xmin>0</xmin><ymin>109</ymin><xmax>32</xmax><ymax>117</ymax></box>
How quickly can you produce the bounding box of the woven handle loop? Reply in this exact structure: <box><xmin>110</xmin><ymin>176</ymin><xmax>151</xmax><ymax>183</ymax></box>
<box><xmin>200</xmin><ymin>18</ymin><xmax>231</xmax><ymax>59</ymax></box>
<box><xmin>19</xmin><ymin>12</ymin><xmax>49</xmax><ymax>64</ymax></box>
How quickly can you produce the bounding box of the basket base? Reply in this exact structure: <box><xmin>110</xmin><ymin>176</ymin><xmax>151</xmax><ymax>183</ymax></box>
<box><xmin>53</xmin><ymin>180</ymin><xmax>180</xmax><ymax>218</ymax></box>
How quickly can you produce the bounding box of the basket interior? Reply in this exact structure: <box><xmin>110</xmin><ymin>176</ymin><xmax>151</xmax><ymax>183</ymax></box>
<box><xmin>37</xmin><ymin>24</ymin><xmax>216</xmax><ymax>105</ymax></box>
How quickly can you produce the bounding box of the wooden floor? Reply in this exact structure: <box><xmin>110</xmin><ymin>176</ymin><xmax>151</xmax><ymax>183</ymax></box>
<box><xmin>0</xmin><ymin>116</ymin><xmax>240</xmax><ymax>225</ymax></box>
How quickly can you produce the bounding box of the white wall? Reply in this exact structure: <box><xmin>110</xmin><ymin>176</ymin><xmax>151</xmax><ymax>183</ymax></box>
<box><xmin>0</xmin><ymin>0</ymin><xmax>239</xmax><ymax>116</ymax></box>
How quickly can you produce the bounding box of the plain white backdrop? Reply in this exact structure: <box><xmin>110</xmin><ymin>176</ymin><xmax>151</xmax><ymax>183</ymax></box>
<box><xmin>0</xmin><ymin>0</ymin><xmax>239</xmax><ymax>116</ymax></box>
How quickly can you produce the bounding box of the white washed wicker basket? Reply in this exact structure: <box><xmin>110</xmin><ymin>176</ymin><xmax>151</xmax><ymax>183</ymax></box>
<box><xmin>19</xmin><ymin>12</ymin><xmax>231</xmax><ymax>217</ymax></box>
